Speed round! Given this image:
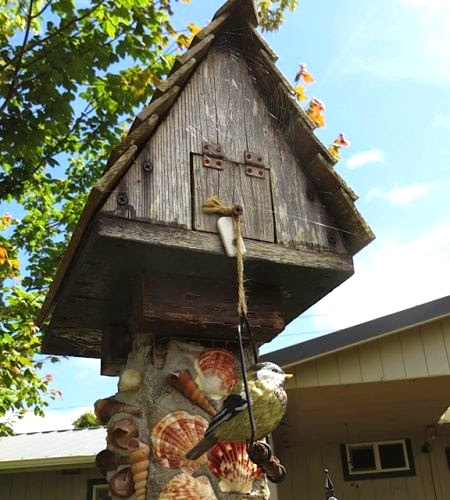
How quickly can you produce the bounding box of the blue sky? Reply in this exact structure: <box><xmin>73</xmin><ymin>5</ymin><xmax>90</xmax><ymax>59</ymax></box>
<box><xmin>12</xmin><ymin>0</ymin><xmax>450</xmax><ymax>432</ymax></box>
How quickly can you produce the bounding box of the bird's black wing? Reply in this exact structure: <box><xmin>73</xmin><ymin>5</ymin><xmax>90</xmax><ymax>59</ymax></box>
<box><xmin>205</xmin><ymin>392</ymin><xmax>247</xmax><ymax>436</ymax></box>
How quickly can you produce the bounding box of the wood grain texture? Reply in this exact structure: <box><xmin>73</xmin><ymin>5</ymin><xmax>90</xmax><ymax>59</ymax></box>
<box><xmin>192</xmin><ymin>156</ymin><xmax>275</xmax><ymax>241</ymax></box>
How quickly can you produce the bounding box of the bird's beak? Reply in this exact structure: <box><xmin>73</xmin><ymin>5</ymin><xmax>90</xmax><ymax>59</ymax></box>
<box><xmin>284</xmin><ymin>373</ymin><xmax>294</xmax><ymax>380</ymax></box>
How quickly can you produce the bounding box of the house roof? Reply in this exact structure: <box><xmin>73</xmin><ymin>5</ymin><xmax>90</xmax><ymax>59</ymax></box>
<box><xmin>0</xmin><ymin>427</ymin><xmax>106</xmax><ymax>472</ymax></box>
<box><xmin>263</xmin><ymin>295</ymin><xmax>450</xmax><ymax>368</ymax></box>
<box><xmin>36</xmin><ymin>0</ymin><xmax>374</xmax><ymax>327</ymax></box>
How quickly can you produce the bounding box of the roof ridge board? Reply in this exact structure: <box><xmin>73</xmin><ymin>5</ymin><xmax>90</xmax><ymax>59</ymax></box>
<box><xmin>213</xmin><ymin>0</ymin><xmax>259</xmax><ymax>27</ymax></box>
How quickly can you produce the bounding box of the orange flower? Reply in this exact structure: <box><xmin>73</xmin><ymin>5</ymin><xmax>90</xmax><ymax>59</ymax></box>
<box><xmin>295</xmin><ymin>63</ymin><xmax>315</xmax><ymax>84</ymax></box>
<box><xmin>333</xmin><ymin>133</ymin><xmax>350</xmax><ymax>147</ymax></box>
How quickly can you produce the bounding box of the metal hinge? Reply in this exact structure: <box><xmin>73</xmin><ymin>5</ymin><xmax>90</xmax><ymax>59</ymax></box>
<box><xmin>244</xmin><ymin>151</ymin><xmax>265</xmax><ymax>179</ymax></box>
<box><xmin>202</xmin><ymin>141</ymin><xmax>224</xmax><ymax>170</ymax></box>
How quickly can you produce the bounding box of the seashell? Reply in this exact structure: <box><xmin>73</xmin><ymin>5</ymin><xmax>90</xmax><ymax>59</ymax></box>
<box><xmin>167</xmin><ymin>370</ymin><xmax>217</xmax><ymax>417</ymax></box>
<box><xmin>194</xmin><ymin>348</ymin><xmax>238</xmax><ymax>400</ymax></box>
<box><xmin>128</xmin><ymin>438</ymin><xmax>150</xmax><ymax>500</ymax></box>
<box><xmin>118</xmin><ymin>368</ymin><xmax>143</xmax><ymax>392</ymax></box>
<box><xmin>107</xmin><ymin>418</ymin><xmax>139</xmax><ymax>450</ymax></box>
<box><xmin>109</xmin><ymin>467</ymin><xmax>134</xmax><ymax>498</ymax></box>
<box><xmin>94</xmin><ymin>397</ymin><xmax>142</xmax><ymax>425</ymax></box>
<box><xmin>159</xmin><ymin>473</ymin><xmax>217</xmax><ymax>499</ymax></box>
<box><xmin>96</xmin><ymin>449</ymin><xmax>129</xmax><ymax>476</ymax></box>
<box><xmin>151</xmin><ymin>411</ymin><xmax>208</xmax><ymax>473</ymax></box>
<box><xmin>207</xmin><ymin>441</ymin><xmax>263</xmax><ymax>494</ymax></box>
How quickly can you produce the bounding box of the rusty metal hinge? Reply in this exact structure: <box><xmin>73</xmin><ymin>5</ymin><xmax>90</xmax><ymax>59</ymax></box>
<box><xmin>244</xmin><ymin>151</ymin><xmax>265</xmax><ymax>179</ymax></box>
<box><xmin>203</xmin><ymin>141</ymin><xmax>224</xmax><ymax>170</ymax></box>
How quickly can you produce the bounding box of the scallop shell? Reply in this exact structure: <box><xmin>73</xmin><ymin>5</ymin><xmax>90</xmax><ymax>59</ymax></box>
<box><xmin>194</xmin><ymin>348</ymin><xmax>238</xmax><ymax>400</ymax></box>
<box><xmin>118</xmin><ymin>368</ymin><xmax>143</xmax><ymax>392</ymax></box>
<box><xmin>208</xmin><ymin>441</ymin><xmax>263</xmax><ymax>494</ymax></box>
<box><xmin>159</xmin><ymin>473</ymin><xmax>217</xmax><ymax>500</ymax></box>
<box><xmin>151</xmin><ymin>411</ymin><xmax>208</xmax><ymax>473</ymax></box>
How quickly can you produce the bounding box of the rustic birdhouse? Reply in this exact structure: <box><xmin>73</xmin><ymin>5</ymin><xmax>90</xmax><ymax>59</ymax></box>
<box><xmin>37</xmin><ymin>0</ymin><xmax>373</xmax><ymax>497</ymax></box>
<box><xmin>37</xmin><ymin>0</ymin><xmax>373</xmax><ymax>372</ymax></box>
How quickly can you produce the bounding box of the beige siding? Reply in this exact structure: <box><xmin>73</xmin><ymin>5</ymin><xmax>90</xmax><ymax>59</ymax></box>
<box><xmin>293</xmin><ymin>318</ymin><xmax>450</xmax><ymax>388</ymax></box>
<box><xmin>275</xmin><ymin>430</ymin><xmax>450</xmax><ymax>500</ymax></box>
<box><xmin>0</xmin><ymin>467</ymin><xmax>103</xmax><ymax>500</ymax></box>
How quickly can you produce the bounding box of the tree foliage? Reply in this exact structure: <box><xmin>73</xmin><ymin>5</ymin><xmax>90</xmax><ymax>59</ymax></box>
<box><xmin>72</xmin><ymin>411</ymin><xmax>99</xmax><ymax>429</ymax></box>
<box><xmin>0</xmin><ymin>0</ymin><xmax>298</xmax><ymax>435</ymax></box>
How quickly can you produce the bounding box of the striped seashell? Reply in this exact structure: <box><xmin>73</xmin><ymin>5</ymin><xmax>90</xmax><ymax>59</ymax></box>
<box><xmin>159</xmin><ymin>473</ymin><xmax>217</xmax><ymax>499</ymax></box>
<box><xmin>128</xmin><ymin>438</ymin><xmax>150</xmax><ymax>500</ymax></box>
<box><xmin>194</xmin><ymin>348</ymin><xmax>238</xmax><ymax>400</ymax></box>
<box><xmin>151</xmin><ymin>411</ymin><xmax>208</xmax><ymax>474</ymax></box>
<box><xmin>208</xmin><ymin>441</ymin><xmax>263</xmax><ymax>494</ymax></box>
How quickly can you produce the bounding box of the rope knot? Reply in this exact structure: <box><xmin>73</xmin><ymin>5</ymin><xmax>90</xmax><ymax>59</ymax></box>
<box><xmin>203</xmin><ymin>196</ymin><xmax>247</xmax><ymax>316</ymax></box>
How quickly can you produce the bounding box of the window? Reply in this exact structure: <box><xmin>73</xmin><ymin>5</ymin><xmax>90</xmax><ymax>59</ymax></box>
<box><xmin>341</xmin><ymin>439</ymin><xmax>415</xmax><ymax>480</ymax></box>
<box><xmin>87</xmin><ymin>479</ymin><xmax>109</xmax><ymax>500</ymax></box>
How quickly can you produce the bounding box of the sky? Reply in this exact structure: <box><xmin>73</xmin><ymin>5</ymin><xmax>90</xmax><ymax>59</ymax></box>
<box><xmin>11</xmin><ymin>0</ymin><xmax>450</xmax><ymax>432</ymax></box>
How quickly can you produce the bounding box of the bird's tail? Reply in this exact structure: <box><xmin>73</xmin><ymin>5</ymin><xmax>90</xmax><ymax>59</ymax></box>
<box><xmin>185</xmin><ymin>435</ymin><xmax>218</xmax><ymax>460</ymax></box>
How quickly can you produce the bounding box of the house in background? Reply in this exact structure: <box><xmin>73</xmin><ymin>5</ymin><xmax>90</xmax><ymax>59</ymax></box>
<box><xmin>0</xmin><ymin>427</ymin><xmax>107</xmax><ymax>499</ymax></box>
<box><xmin>2</xmin><ymin>295</ymin><xmax>450</xmax><ymax>499</ymax></box>
<box><xmin>265</xmin><ymin>295</ymin><xmax>450</xmax><ymax>499</ymax></box>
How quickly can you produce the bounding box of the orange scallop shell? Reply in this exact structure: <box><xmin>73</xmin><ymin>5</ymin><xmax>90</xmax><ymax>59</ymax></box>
<box><xmin>159</xmin><ymin>473</ymin><xmax>217</xmax><ymax>499</ymax></box>
<box><xmin>207</xmin><ymin>441</ymin><xmax>263</xmax><ymax>494</ymax></box>
<box><xmin>194</xmin><ymin>348</ymin><xmax>238</xmax><ymax>400</ymax></box>
<box><xmin>151</xmin><ymin>411</ymin><xmax>209</xmax><ymax>473</ymax></box>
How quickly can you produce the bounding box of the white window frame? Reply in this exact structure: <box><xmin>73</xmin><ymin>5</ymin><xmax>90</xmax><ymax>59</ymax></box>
<box><xmin>345</xmin><ymin>439</ymin><xmax>411</xmax><ymax>476</ymax></box>
<box><xmin>92</xmin><ymin>483</ymin><xmax>109</xmax><ymax>500</ymax></box>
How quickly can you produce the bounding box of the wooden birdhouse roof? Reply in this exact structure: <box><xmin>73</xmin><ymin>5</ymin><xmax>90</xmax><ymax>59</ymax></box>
<box><xmin>37</xmin><ymin>0</ymin><xmax>374</xmax><ymax>361</ymax></box>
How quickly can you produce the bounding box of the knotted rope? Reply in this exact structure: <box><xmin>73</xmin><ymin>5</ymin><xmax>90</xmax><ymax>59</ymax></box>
<box><xmin>203</xmin><ymin>196</ymin><xmax>247</xmax><ymax>316</ymax></box>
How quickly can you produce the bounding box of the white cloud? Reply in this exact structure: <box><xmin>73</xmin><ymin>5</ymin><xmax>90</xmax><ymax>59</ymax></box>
<box><xmin>367</xmin><ymin>183</ymin><xmax>433</xmax><ymax>205</ymax></box>
<box><xmin>308</xmin><ymin>217</ymin><xmax>450</xmax><ymax>333</ymax></box>
<box><xmin>346</xmin><ymin>149</ymin><xmax>385</xmax><ymax>169</ymax></box>
<box><xmin>11</xmin><ymin>406</ymin><xmax>94</xmax><ymax>434</ymax></box>
<box><xmin>433</xmin><ymin>114</ymin><xmax>450</xmax><ymax>128</ymax></box>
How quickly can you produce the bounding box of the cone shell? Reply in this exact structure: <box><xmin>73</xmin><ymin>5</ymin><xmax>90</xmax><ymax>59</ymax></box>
<box><xmin>109</xmin><ymin>467</ymin><xmax>134</xmax><ymax>498</ymax></box>
<box><xmin>194</xmin><ymin>348</ymin><xmax>238</xmax><ymax>400</ymax></box>
<box><xmin>118</xmin><ymin>368</ymin><xmax>143</xmax><ymax>392</ymax></box>
<box><xmin>167</xmin><ymin>370</ymin><xmax>217</xmax><ymax>417</ymax></box>
<box><xmin>208</xmin><ymin>441</ymin><xmax>263</xmax><ymax>494</ymax></box>
<box><xmin>128</xmin><ymin>438</ymin><xmax>150</xmax><ymax>500</ymax></box>
<box><xmin>107</xmin><ymin>418</ymin><xmax>139</xmax><ymax>450</ymax></box>
<box><xmin>151</xmin><ymin>411</ymin><xmax>208</xmax><ymax>473</ymax></box>
<box><xmin>94</xmin><ymin>397</ymin><xmax>142</xmax><ymax>425</ymax></box>
<box><xmin>159</xmin><ymin>473</ymin><xmax>217</xmax><ymax>500</ymax></box>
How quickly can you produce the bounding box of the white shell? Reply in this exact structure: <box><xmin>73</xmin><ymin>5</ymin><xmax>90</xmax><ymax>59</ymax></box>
<box><xmin>118</xmin><ymin>368</ymin><xmax>142</xmax><ymax>392</ymax></box>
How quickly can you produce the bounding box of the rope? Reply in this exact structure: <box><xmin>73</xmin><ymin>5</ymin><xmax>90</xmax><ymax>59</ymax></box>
<box><xmin>203</xmin><ymin>196</ymin><xmax>247</xmax><ymax>316</ymax></box>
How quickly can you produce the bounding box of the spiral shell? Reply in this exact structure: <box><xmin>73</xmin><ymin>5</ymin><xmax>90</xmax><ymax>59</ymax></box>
<box><xmin>94</xmin><ymin>397</ymin><xmax>142</xmax><ymax>425</ymax></box>
<box><xmin>96</xmin><ymin>449</ymin><xmax>129</xmax><ymax>476</ymax></box>
<box><xmin>151</xmin><ymin>411</ymin><xmax>208</xmax><ymax>473</ymax></box>
<box><xmin>159</xmin><ymin>473</ymin><xmax>217</xmax><ymax>499</ymax></box>
<box><xmin>107</xmin><ymin>418</ymin><xmax>139</xmax><ymax>450</ymax></box>
<box><xmin>167</xmin><ymin>370</ymin><xmax>217</xmax><ymax>417</ymax></box>
<box><xmin>118</xmin><ymin>368</ymin><xmax>143</xmax><ymax>392</ymax></box>
<box><xmin>208</xmin><ymin>441</ymin><xmax>263</xmax><ymax>494</ymax></box>
<box><xmin>128</xmin><ymin>438</ymin><xmax>150</xmax><ymax>500</ymax></box>
<box><xmin>109</xmin><ymin>467</ymin><xmax>134</xmax><ymax>498</ymax></box>
<box><xmin>194</xmin><ymin>348</ymin><xmax>238</xmax><ymax>400</ymax></box>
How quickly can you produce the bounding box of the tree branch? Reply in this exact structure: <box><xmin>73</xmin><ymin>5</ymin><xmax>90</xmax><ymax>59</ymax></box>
<box><xmin>0</xmin><ymin>0</ymin><xmax>34</xmax><ymax>114</ymax></box>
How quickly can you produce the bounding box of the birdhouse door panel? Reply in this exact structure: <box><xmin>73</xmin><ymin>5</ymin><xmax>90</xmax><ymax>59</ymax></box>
<box><xmin>192</xmin><ymin>154</ymin><xmax>275</xmax><ymax>242</ymax></box>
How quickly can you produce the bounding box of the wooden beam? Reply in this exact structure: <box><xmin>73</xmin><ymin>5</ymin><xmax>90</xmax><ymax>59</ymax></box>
<box><xmin>131</xmin><ymin>85</ymin><xmax>181</xmax><ymax>131</ymax></box>
<box><xmin>96</xmin><ymin>214</ymin><xmax>354</xmax><ymax>273</ymax></box>
<box><xmin>153</xmin><ymin>58</ymin><xmax>198</xmax><ymax>100</ymax></box>
<box><xmin>172</xmin><ymin>34</ymin><xmax>215</xmax><ymax>73</ymax></box>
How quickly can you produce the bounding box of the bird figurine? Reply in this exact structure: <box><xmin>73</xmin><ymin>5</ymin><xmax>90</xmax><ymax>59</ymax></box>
<box><xmin>186</xmin><ymin>362</ymin><xmax>292</xmax><ymax>460</ymax></box>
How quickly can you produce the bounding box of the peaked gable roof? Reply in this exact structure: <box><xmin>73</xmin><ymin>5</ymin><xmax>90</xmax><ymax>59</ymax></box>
<box><xmin>37</xmin><ymin>0</ymin><xmax>373</xmax><ymax>326</ymax></box>
<box><xmin>263</xmin><ymin>295</ymin><xmax>450</xmax><ymax>368</ymax></box>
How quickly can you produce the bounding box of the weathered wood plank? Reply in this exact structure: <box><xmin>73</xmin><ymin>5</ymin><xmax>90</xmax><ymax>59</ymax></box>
<box><xmin>172</xmin><ymin>33</ymin><xmax>215</xmax><ymax>72</ymax></box>
<box><xmin>96</xmin><ymin>214</ymin><xmax>354</xmax><ymax>273</ymax></box>
<box><xmin>134</xmin><ymin>85</ymin><xmax>181</xmax><ymax>128</ymax></box>
<box><xmin>213</xmin><ymin>0</ymin><xmax>258</xmax><ymax>27</ymax></box>
<box><xmin>153</xmin><ymin>57</ymin><xmax>197</xmax><ymax>100</ymax></box>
